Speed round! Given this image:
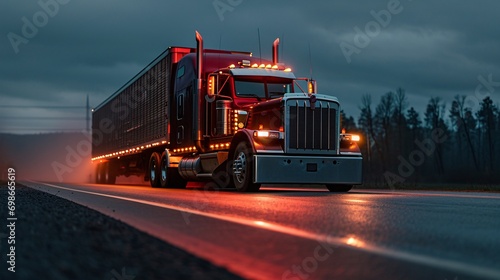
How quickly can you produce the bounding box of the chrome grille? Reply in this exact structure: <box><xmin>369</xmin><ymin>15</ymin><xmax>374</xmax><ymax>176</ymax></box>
<box><xmin>285</xmin><ymin>98</ymin><xmax>338</xmax><ymax>154</ymax></box>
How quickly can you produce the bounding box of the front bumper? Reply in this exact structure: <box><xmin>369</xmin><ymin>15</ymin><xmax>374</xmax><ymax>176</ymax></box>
<box><xmin>253</xmin><ymin>154</ymin><xmax>362</xmax><ymax>184</ymax></box>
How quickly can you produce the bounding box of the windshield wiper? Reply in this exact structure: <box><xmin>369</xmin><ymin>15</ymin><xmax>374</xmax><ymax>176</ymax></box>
<box><xmin>269</xmin><ymin>91</ymin><xmax>285</xmax><ymax>98</ymax></box>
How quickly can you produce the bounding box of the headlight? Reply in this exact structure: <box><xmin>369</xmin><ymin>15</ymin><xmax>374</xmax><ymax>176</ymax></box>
<box><xmin>253</xmin><ymin>130</ymin><xmax>282</xmax><ymax>139</ymax></box>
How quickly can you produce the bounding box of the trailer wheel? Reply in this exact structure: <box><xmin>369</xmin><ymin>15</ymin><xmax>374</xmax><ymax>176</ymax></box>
<box><xmin>231</xmin><ymin>142</ymin><xmax>261</xmax><ymax>192</ymax></box>
<box><xmin>160</xmin><ymin>151</ymin><xmax>186</xmax><ymax>188</ymax></box>
<box><xmin>105</xmin><ymin>162</ymin><xmax>116</xmax><ymax>185</ymax></box>
<box><xmin>96</xmin><ymin>163</ymin><xmax>105</xmax><ymax>184</ymax></box>
<box><xmin>326</xmin><ymin>184</ymin><xmax>353</xmax><ymax>192</ymax></box>
<box><xmin>149</xmin><ymin>152</ymin><xmax>161</xmax><ymax>188</ymax></box>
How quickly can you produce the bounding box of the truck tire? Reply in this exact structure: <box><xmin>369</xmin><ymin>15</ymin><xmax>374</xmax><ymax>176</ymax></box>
<box><xmin>105</xmin><ymin>162</ymin><xmax>116</xmax><ymax>185</ymax></box>
<box><xmin>96</xmin><ymin>163</ymin><xmax>105</xmax><ymax>184</ymax></box>
<box><xmin>326</xmin><ymin>184</ymin><xmax>353</xmax><ymax>192</ymax></box>
<box><xmin>231</xmin><ymin>142</ymin><xmax>261</xmax><ymax>192</ymax></box>
<box><xmin>149</xmin><ymin>152</ymin><xmax>161</xmax><ymax>188</ymax></box>
<box><xmin>160</xmin><ymin>151</ymin><xmax>187</xmax><ymax>189</ymax></box>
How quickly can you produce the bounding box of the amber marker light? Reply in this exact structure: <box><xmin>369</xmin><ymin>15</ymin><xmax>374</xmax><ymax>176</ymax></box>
<box><xmin>208</xmin><ymin>75</ymin><xmax>215</xmax><ymax>95</ymax></box>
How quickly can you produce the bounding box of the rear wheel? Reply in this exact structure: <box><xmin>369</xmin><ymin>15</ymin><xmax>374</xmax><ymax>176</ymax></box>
<box><xmin>95</xmin><ymin>163</ymin><xmax>105</xmax><ymax>184</ymax></box>
<box><xmin>326</xmin><ymin>184</ymin><xmax>353</xmax><ymax>192</ymax></box>
<box><xmin>160</xmin><ymin>151</ymin><xmax>186</xmax><ymax>188</ymax></box>
<box><xmin>231</xmin><ymin>142</ymin><xmax>261</xmax><ymax>192</ymax></box>
<box><xmin>104</xmin><ymin>161</ymin><xmax>116</xmax><ymax>184</ymax></box>
<box><xmin>149</xmin><ymin>152</ymin><xmax>161</xmax><ymax>188</ymax></box>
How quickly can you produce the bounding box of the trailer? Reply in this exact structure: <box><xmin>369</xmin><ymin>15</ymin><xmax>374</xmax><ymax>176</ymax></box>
<box><xmin>92</xmin><ymin>31</ymin><xmax>362</xmax><ymax>192</ymax></box>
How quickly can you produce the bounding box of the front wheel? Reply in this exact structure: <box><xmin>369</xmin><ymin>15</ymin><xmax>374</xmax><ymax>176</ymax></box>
<box><xmin>326</xmin><ymin>184</ymin><xmax>353</xmax><ymax>192</ymax></box>
<box><xmin>231</xmin><ymin>142</ymin><xmax>261</xmax><ymax>192</ymax></box>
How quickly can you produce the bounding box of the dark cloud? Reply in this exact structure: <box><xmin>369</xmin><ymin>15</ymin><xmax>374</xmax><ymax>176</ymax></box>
<box><xmin>1</xmin><ymin>0</ymin><xmax>500</xmax><ymax>133</ymax></box>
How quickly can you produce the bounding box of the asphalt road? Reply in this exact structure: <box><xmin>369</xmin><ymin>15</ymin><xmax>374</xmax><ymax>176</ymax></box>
<box><xmin>25</xmin><ymin>181</ymin><xmax>500</xmax><ymax>280</ymax></box>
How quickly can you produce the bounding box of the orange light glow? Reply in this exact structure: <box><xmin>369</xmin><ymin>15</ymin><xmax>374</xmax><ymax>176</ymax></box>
<box><xmin>253</xmin><ymin>220</ymin><xmax>270</xmax><ymax>227</ymax></box>
<box><xmin>345</xmin><ymin>237</ymin><xmax>365</xmax><ymax>248</ymax></box>
<box><xmin>208</xmin><ymin>77</ymin><xmax>214</xmax><ymax>95</ymax></box>
<box><xmin>345</xmin><ymin>199</ymin><xmax>367</xmax><ymax>203</ymax></box>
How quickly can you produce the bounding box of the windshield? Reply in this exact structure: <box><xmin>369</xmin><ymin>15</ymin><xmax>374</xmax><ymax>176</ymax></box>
<box><xmin>235</xmin><ymin>79</ymin><xmax>292</xmax><ymax>100</ymax></box>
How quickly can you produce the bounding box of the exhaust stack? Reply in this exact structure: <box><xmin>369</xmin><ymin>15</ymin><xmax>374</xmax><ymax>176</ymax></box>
<box><xmin>194</xmin><ymin>31</ymin><xmax>204</xmax><ymax>148</ymax></box>
<box><xmin>195</xmin><ymin>31</ymin><xmax>203</xmax><ymax>92</ymax></box>
<box><xmin>272</xmin><ymin>38</ymin><xmax>279</xmax><ymax>64</ymax></box>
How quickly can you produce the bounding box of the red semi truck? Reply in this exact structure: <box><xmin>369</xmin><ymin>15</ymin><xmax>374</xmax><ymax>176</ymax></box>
<box><xmin>92</xmin><ymin>31</ymin><xmax>362</xmax><ymax>192</ymax></box>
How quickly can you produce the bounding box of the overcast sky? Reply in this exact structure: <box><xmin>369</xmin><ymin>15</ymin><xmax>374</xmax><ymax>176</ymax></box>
<box><xmin>1</xmin><ymin>0</ymin><xmax>499</xmax><ymax>134</ymax></box>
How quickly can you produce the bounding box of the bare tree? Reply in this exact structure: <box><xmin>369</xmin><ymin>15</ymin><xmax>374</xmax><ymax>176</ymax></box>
<box><xmin>340</xmin><ymin>110</ymin><xmax>357</xmax><ymax>132</ymax></box>
<box><xmin>358</xmin><ymin>94</ymin><xmax>384</xmax><ymax>174</ymax></box>
<box><xmin>476</xmin><ymin>96</ymin><xmax>498</xmax><ymax>174</ymax></box>
<box><xmin>424</xmin><ymin>97</ymin><xmax>447</xmax><ymax>175</ymax></box>
<box><xmin>374</xmin><ymin>91</ymin><xmax>396</xmax><ymax>168</ymax></box>
<box><xmin>407</xmin><ymin>106</ymin><xmax>422</xmax><ymax>140</ymax></box>
<box><xmin>449</xmin><ymin>95</ymin><xmax>479</xmax><ymax>172</ymax></box>
<box><xmin>393</xmin><ymin>87</ymin><xmax>408</xmax><ymax>156</ymax></box>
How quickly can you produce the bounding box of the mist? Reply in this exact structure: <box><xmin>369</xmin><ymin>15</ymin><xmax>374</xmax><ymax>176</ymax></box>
<box><xmin>0</xmin><ymin>132</ymin><xmax>94</xmax><ymax>183</ymax></box>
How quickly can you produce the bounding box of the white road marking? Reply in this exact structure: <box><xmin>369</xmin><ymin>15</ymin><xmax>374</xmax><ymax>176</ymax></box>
<box><xmin>28</xmin><ymin>181</ymin><xmax>500</xmax><ymax>280</ymax></box>
<box><xmin>354</xmin><ymin>189</ymin><xmax>500</xmax><ymax>199</ymax></box>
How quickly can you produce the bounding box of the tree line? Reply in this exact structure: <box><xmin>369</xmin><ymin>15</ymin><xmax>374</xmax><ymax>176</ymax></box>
<box><xmin>341</xmin><ymin>88</ymin><xmax>500</xmax><ymax>186</ymax></box>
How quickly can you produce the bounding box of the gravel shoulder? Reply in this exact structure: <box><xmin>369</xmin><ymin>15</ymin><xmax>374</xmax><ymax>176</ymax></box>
<box><xmin>0</xmin><ymin>183</ymin><xmax>242</xmax><ymax>280</ymax></box>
